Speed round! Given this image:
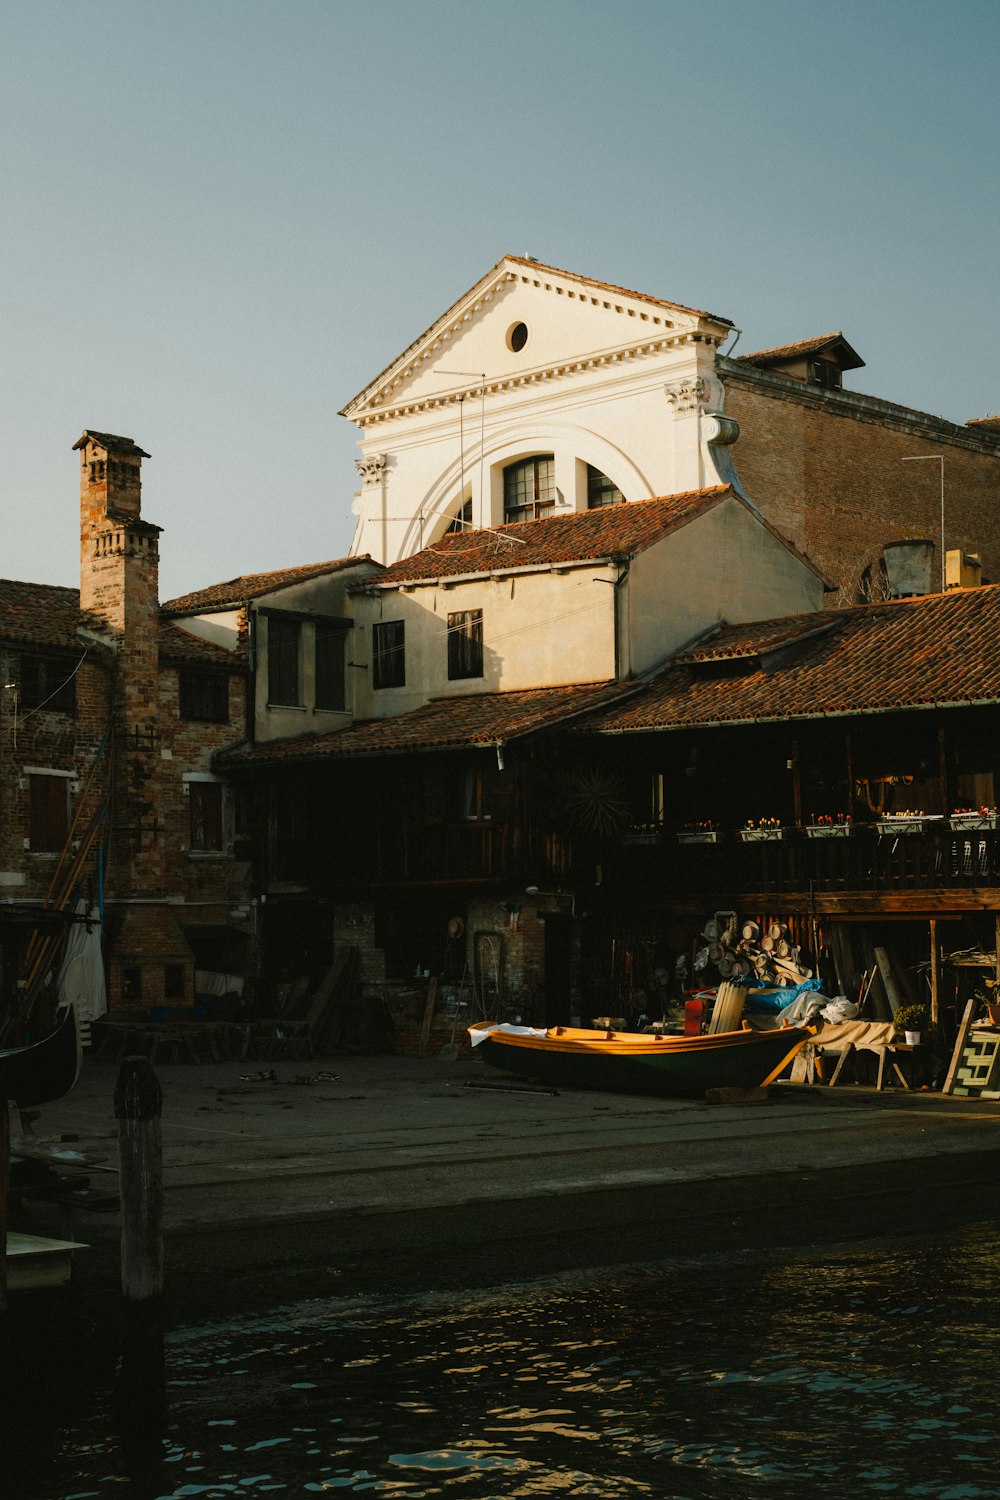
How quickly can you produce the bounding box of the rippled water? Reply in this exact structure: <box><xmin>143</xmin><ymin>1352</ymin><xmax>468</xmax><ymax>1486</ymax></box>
<box><xmin>9</xmin><ymin>1224</ymin><xmax>1000</xmax><ymax>1499</ymax></box>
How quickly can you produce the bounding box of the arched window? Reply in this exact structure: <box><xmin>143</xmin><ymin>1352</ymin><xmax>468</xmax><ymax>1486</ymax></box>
<box><xmin>587</xmin><ymin>464</ymin><xmax>624</xmax><ymax>508</ymax></box>
<box><xmin>503</xmin><ymin>455</ymin><xmax>555</xmax><ymax>523</ymax></box>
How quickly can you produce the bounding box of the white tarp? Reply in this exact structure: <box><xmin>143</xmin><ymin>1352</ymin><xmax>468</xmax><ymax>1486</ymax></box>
<box><xmin>468</xmin><ymin>1023</ymin><xmax>548</xmax><ymax>1048</ymax></box>
<box><xmin>57</xmin><ymin>899</ymin><xmax>107</xmax><ymax>1027</ymax></box>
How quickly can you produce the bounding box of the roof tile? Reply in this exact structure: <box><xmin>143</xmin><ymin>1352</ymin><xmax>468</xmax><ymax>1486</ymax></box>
<box><xmin>581</xmin><ymin>586</ymin><xmax>1000</xmax><ymax>733</ymax></box>
<box><xmin>163</xmin><ymin>557</ymin><xmax>373</xmax><ymax>614</ymax></box>
<box><xmin>370</xmin><ymin>490</ymin><xmax>733</xmax><ymax>586</ymax></box>
<box><xmin>218</xmin><ymin>680</ymin><xmax>635</xmax><ymax>766</ymax></box>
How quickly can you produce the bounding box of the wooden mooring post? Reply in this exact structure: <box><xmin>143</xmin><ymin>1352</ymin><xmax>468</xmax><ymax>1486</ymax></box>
<box><xmin>0</xmin><ymin>1093</ymin><xmax>9</xmax><ymax>1384</ymax></box>
<box><xmin>114</xmin><ymin>1055</ymin><xmax>166</xmax><ymax>1436</ymax></box>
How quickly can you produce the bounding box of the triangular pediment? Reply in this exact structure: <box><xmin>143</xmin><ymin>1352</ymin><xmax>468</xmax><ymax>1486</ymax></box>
<box><xmin>341</xmin><ymin>257</ymin><xmax>733</xmax><ymax>421</ymax></box>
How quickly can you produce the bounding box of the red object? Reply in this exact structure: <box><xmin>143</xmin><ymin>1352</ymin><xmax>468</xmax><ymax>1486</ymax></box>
<box><xmin>684</xmin><ymin>1000</ymin><xmax>704</xmax><ymax>1036</ymax></box>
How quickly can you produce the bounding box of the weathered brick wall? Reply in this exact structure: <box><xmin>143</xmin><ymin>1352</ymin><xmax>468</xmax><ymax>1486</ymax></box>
<box><xmin>724</xmin><ymin>371</ymin><xmax>1000</xmax><ymax>599</ymax></box>
<box><xmin>0</xmin><ymin>647</ymin><xmax>113</xmax><ymax>903</ymax></box>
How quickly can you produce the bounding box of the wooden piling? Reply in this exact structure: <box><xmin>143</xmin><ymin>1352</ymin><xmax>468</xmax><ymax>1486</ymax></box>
<box><xmin>114</xmin><ymin>1056</ymin><xmax>166</xmax><ymax>1435</ymax></box>
<box><xmin>0</xmin><ymin>1093</ymin><xmax>9</xmax><ymax>1327</ymax></box>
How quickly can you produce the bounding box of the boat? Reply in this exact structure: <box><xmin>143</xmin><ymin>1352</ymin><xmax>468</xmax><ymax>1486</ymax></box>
<box><xmin>468</xmin><ymin>1020</ymin><xmax>812</xmax><ymax>1098</ymax></box>
<box><xmin>0</xmin><ymin>1003</ymin><xmax>82</xmax><ymax>1108</ymax></box>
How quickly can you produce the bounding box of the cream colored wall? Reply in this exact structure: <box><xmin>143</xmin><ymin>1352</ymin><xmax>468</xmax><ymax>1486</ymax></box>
<box><xmin>625</xmin><ymin>498</ymin><xmax>824</xmax><ymax>674</ymax></box>
<box><xmin>348</xmin><ymin>267</ymin><xmax>734</xmax><ymax>565</ymax></box>
<box><xmin>351</xmin><ymin>565</ymin><xmax>618</xmax><ymax>719</ymax></box>
<box><xmin>251</xmin><ymin>563</ymin><xmax>379</xmax><ymax>742</ymax></box>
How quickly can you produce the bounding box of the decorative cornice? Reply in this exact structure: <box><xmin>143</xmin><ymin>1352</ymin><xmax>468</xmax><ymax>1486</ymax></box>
<box><xmin>355</xmin><ymin>333</ymin><xmax>721</xmax><ymax>428</ymax></box>
<box><xmin>720</xmin><ymin>357</ymin><xmax>1000</xmax><ymax>456</ymax></box>
<box><xmin>345</xmin><ymin>257</ymin><xmax>730</xmax><ymax>425</ymax></box>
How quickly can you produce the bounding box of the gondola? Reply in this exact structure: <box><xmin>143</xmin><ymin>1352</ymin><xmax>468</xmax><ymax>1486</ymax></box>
<box><xmin>468</xmin><ymin>1020</ymin><xmax>811</xmax><ymax>1098</ymax></box>
<box><xmin>0</xmin><ymin>1004</ymin><xmax>81</xmax><ymax>1108</ymax></box>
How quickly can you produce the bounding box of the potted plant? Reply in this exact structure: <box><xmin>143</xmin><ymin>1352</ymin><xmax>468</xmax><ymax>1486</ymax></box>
<box><xmin>892</xmin><ymin>1003</ymin><xmax>929</xmax><ymax>1046</ymax></box>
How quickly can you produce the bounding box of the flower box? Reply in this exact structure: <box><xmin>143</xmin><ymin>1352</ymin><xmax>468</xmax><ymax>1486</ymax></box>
<box><xmin>621</xmin><ymin>831</ymin><xmax>660</xmax><ymax>846</ymax></box>
<box><xmin>949</xmin><ymin>814</ymin><xmax>999</xmax><ymax>832</ymax></box>
<box><xmin>739</xmin><ymin>828</ymin><xmax>783</xmax><ymax>842</ymax></box>
<box><xmin>677</xmin><ymin>830</ymin><xmax>718</xmax><ymax>845</ymax></box>
<box><xmin>875</xmin><ymin>818</ymin><xmax>924</xmax><ymax>835</ymax></box>
<box><xmin>805</xmin><ymin>824</ymin><xmax>852</xmax><ymax>839</ymax></box>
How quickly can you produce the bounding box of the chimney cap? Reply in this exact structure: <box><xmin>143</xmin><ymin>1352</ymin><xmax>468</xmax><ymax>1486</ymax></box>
<box><xmin>73</xmin><ymin>430</ymin><xmax>150</xmax><ymax>459</ymax></box>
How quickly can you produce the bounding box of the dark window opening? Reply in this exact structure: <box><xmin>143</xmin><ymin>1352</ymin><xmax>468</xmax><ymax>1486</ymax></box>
<box><xmin>447</xmin><ymin>610</ymin><xmax>484</xmax><ymax>680</ymax></box>
<box><xmin>315</xmin><ymin>623</ymin><xmax>347</xmax><ymax>711</ymax></box>
<box><xmin>189</xmin><ymin>781</ymin><xmax>225</xmax><ymax>852</ymax></box>
<box><xmin>373</xmin><ymin>620</ymin><xmax>405</xmax><ymax>689</ymax></box>
<box><xmin>462</xmin><ymin>765</ymin><xmax>495</xmax><ymax>822</ymax></box>
<box><xmin>178</xmin><ymin>669</ymin><xmax>229</xmax><ymax>722</ymax></box>
<box><xmin>503</xmin><ymin>455</ymin><xmax>555</xmax><ymax>523</ymax></box>
<box><xmin>811</xmin><ymin>359</ymin><xmax>842</xmax><ymax>391</ymax></box>
<box><xmin>268</xmin><ymin>617</ymin><xmax>301</xmax><ymax>706</ymax></box>
<box><xmin>20</xmin><ymin>654</ymin><xmax>76</xmax><ymax>715</ymax></box>
<box><xmin>122</xmin><ymin>966</ymin><xmax>142</xmax><ymax>1001</ymax></box>
<box><xmin>28</xmin><ymin>774</ymin><xmax>69</xmax><ymax>852</ymax></box>
<box><xmin>447</xmin><ymin>498</ymin><xmax>473</xmax><ymax>534</ymax></box>
<box><xmin>507</xmin><ymin>321</ymin><xmax>529</xmax><ymax>352</ymax></box>
<box><xmin>164</xmin><ymin>964</ymin><xmax>186</xmax><ymax>1000</ymax></box>
<box><xmin>587</xmin><ymin>464</ymin><xmax>624</xmax><ymax>509</ymax></box>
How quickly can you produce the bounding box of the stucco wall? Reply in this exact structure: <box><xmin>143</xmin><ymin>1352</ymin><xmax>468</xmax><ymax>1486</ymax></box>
<box><xmin>626</xmin><ymin>498</ymin><xmax>825</xmax><ymax>674</ymax></box>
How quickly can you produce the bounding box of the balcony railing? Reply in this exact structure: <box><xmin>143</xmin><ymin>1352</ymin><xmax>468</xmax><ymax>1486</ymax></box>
<box><xmin>663</xmin><ymin>822</ymin><xmax>1000</xmax><ymax>898</ymax></box>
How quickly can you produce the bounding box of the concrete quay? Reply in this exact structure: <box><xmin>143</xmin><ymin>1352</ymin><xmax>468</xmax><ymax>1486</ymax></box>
<box><xmin>13</xmin><ymin>1048</ymin><xmax>1000</xmax><ymax>1324</ymax></box>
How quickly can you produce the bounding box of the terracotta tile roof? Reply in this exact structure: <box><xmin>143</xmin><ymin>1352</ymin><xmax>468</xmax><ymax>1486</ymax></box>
<box><xmin>163</xmin><ymin>557</ymin><xmax>374</xmax><ymax>614</ymax></box>
<box><xmin>965</xmin><ymin>415</ymin><xmax>1000</xmax><ymax>431</ymax></box>
<box><xmin>579</xmin><ymin>585</ymin><xmax>1000</xmax><ymax>734</ymax></box>
<box><xmin>158</xmin><ymin>621</ymin><xmax>246</xmax><ymax>669</ymax></box>
<box><xmin>72</xmin><ymin>429</ymin><xmax>150</xmax><ymax>458</ymax></box>
<box><xmin>503</xmin><ymin>256</ymin><xmax>732</xmax><ymax>327</ymax></box>
<box><xmin>0</xmin><ymin>577</ymin><xmax>244</xmax><ymax>669</ymax></box>
<box><xmin>368</xmin><ymin>490</ymin><xmax>734</xmax><ymax>586</ymax></box>
<box><xmin>0</xmin><ymin>580</ymin><xmax>90</xmax><ymax>650</ymax></box>
<box><xmin>217</xmin><ymin>681</ymin><xmax>636</xmax><ymax>766</ymax></box>
<box><xmin>735</xmin><ymin>332</ymin><xmax>864</xmax><ymax>371</ymax></box>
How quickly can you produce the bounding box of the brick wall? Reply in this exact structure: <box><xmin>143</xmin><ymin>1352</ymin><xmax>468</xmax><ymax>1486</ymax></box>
<box><xmin>0</xmin><ymin>647</ymin><xmax>113</xmax><ymax>903</ymax></box>
<box><xmin>724</xmin><ymin>370</ymin><xmax>1000</xmax><ymax>599</ymax></box>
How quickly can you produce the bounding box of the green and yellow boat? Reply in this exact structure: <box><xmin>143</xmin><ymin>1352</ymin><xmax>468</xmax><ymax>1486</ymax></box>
<box><xmin>468</xmin><ymin>1020</ymin><xmax>811</xmax><ymax>1098</ymax></box>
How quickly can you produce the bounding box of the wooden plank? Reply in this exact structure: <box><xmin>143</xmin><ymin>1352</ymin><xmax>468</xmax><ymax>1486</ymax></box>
<box><xmin>929</xmin><ymin>918</ymin><xmax>940</xmax><ymax>1028</ymax></box>
<box><xmin>418</xmin><ymin>978</ymin><xmax>438</xmax><ymax>1057</ymax></box>
<box><xmin>943</xmin><ymin>999</ymin><xmax>977</xmax><ymax>1095</ymax></box>
<box><xmin>828</xmin><ymin>1043</ymin><xmax>855</xmax><ymax>1087</ymax></box>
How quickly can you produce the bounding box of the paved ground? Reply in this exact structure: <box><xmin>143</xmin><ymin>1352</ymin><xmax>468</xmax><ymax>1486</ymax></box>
<box><xmin>12</xmin><ymin>1046</ymin><xmax>1000</xmax><ymax>1323</ymax></box>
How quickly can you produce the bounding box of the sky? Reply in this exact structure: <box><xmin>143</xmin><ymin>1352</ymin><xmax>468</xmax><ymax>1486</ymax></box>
<box><xmin>3</xmin><ymin>0</ymin><xmax>998</xmax><ymax>602</ymax></box>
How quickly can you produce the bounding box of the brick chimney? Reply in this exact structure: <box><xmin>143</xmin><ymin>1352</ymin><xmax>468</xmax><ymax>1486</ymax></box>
<box><xmin>74</xmin><ymin>430</ymin><xmax>157</xmax><ymax>628</ymax></box>
<box><xmin>74</xmin><ymin>430</ymin><xmax>165</xmax><ymax>891</ymax></box>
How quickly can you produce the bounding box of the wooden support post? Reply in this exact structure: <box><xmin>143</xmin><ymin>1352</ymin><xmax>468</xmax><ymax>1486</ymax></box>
<box><xmin>0</xmin><ymin>1093</ymin><xmax>9</xmax><ymax>1338</ymax></box>
<box><xmin>874</xmin><ymin>946</ymin><xmax>905</xmax><ymax>1022</ymax></box>
<box><xmin>929</xmin><ymin>918</ymin><xmax>940</xmax><ymax>1029</ymax></box>
<box><xmin>114</xmin><ymin>1056</ymin><xmax>166</xmax><ymax>1437</ymax></box>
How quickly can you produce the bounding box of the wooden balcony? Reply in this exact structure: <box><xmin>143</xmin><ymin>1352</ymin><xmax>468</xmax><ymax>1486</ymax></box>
<box><xmin>662</xmin><ymin>822</ymin><xmax>1000</xmax><ymax>914</ymax></box>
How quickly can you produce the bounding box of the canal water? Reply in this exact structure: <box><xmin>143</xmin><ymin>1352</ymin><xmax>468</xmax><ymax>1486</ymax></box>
<box><xmin>8</xmin><ymin>1221</ymin><xmax>1000</xmax><ymax>1500</ymax></box>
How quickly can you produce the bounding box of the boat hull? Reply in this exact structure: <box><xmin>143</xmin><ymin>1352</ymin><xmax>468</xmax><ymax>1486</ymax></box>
<box><xmin>470</xmin><ymin>1023</ymin><xmax>811</xmax><ymax>1098</ymax></box>
<box><xmin>0</xmin><ymin>1004</ymin><xmax>81</xmax><ymax>1108</ymax></box>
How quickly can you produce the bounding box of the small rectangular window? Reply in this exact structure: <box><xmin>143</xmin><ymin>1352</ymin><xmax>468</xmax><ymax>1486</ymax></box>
<box><xmin>315</xmin><ymin>622</ymin><xmax>347</xmax><ymax>710</ymax></box>
<box><xmin>20</xmin><ymin>654</ymin><xmax>76</xmax><ymax>715</ymax></box>
<box><xmin>448</xmin><ymin>610</ymin><xmax>484</xmax><ymax>680</ymax></box>
<box><xmin>122</xmin><ymin>966</ymin><xmax>143</xmax><ymax>1001</ymax></box>
<box><xmin>268</xmin><ymin>617</ymin><xmax>301</xmax><ymax>706</ymax></box>
<box><xmin>189</xmin><ymin>781</ymin><xmax>225</xmax><ymax>852</ymax></box>
<box><xmin>373</xmin><ymin>620</ymin><xmax>405</xmax><ymax>689</ymax></box>
<box><xmin>178</xmin><ymin>669</ymin><xmax>229</xmax><ymax>722</ymax></box>
<box><xmin>28</xmin><ymin>774</ymin><xmax>69</xmax><ymax>852</ymax></box>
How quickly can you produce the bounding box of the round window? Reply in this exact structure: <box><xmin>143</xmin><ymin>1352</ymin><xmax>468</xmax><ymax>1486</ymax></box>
<box><xmin>506</xmin><ymin>321</ymin><xmax>528</xmax><ymax>353</ymax></box>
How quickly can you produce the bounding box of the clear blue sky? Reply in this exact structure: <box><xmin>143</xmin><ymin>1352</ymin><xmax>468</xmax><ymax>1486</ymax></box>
<box><xmin>3</xmin><ymin>0</ymin><xmax>997</xmax><ymax>600</ymax></box>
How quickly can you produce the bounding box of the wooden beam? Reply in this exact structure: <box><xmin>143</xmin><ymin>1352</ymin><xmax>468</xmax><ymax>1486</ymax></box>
<box><xmin>929</xmin><ymin>917</ymin><xmax>940</xmax><ymax>1028</ymax></box>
